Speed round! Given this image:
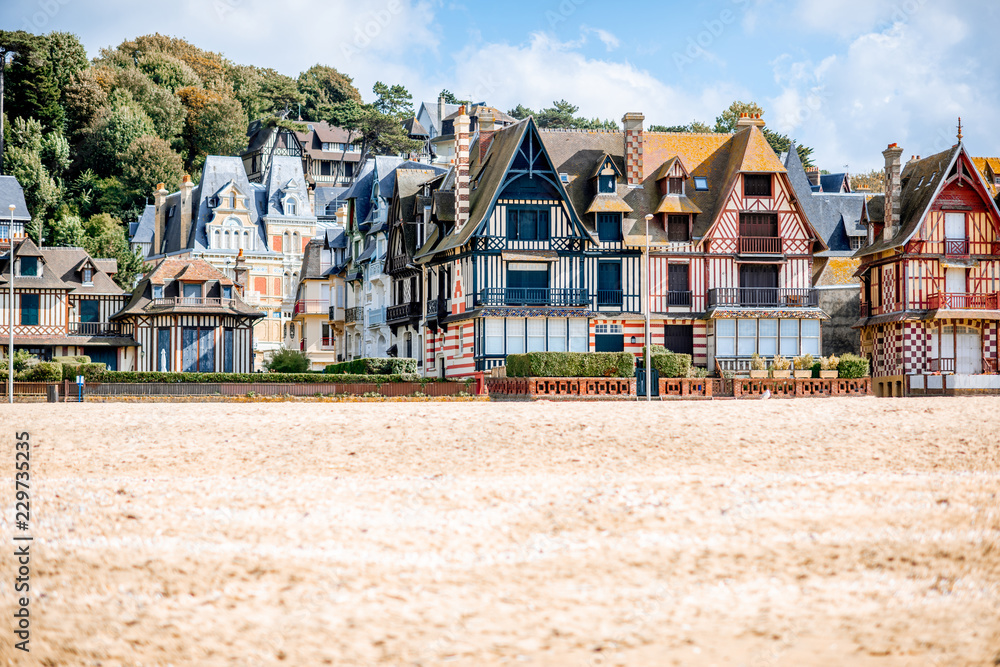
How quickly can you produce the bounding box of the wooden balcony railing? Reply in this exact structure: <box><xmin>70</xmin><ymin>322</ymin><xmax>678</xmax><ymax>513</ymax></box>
<box><xmin>293</xmin><ymin>299</ymin><xmax>327</xmax><ymax>315</ymax></box>
<box><xmin>928</xmin><ymin>357</ymin><xmax>956</xmax><ymax>373</ymax></box>
<box><xmin>479</xmin><ymin>288</ymin><xmax>590</xmax><ymax>307</ymax></box>
<box><xmin>708</xmin><ymin>288</ymin><xmax>818</xmax><ymax>308</ymax></box>
<box><xmin>944</xmin><ymin>238</ymin><xmax>969</xmax><ymax>257</ymax></box>
<box><xmin>345</xmin><ymin>306</ymin><xmax>363</xmax><ymax>323</ymax></box>
<box><xmin>67</xmin><ymin>322</ymin><xmax>133</xmax><ymax>337</ymax></box>
<box><xmin>148</xmin><ymin>297</ymin><xmax>235</xmax><ymax>309</ymax></box>
<box><xmin>738</xmin><ymin>236</ymin><xmax>783</xmax><ymax>254</ymax></box>
<box><xmin>426</xmin><ymin>296</ymin><xmax>448</xmax><ymax>318</ymax></box>
<box><xmin>665</xmin><ymin>290</ymin><xmax>692</xmax><ymax>307</ymax></box>
<box><xmin>387</xmin><ymin>302</ymin><xmax>421</xmax><ymax>322</ymax></box>
<box><xmin>926</xmin><ymin>292</ymin><xmax>999</xmax><ymax>310</ymax></box>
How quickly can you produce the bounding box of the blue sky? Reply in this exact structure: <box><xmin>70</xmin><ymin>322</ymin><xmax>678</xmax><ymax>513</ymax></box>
<box><xmin>4</xmin><ymin>0</ymin><xmax>998</xmax><ymax>172</ymax></box>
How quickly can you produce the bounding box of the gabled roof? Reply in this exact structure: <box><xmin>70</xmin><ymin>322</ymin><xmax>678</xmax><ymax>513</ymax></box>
<box><xmin>651</xmin><ymin>155</ymin><xmax>689</xmax><ymax>182</ymax></box>
<box><xmin>323</xmin><ymin>226</ymin><xmax>347</xmax><ymax>250</ymax></box>
<box><xmin>14</xmin><ymin>236</ymin><xmax>44</xmax><ymax>257</ymax></box>
<box><xmin>783</xmin><ymin>144</ymin><xmax>866</xmax><ymax>254</ymax></box>
<box><xmin>0</xmin><ymin>244</ymin><xmax>123</xmax><ymax>294</ymax></box>
<box><xmin>820</xmin><ymin>172</ymin><xmax>849</xmax><ymax>193</ymax></box>
<box><xmin>654</xmin><ymin>195</ymin><xmax>701</xmax><ymax>215</ymax></box>
<box><xmin>114</xmin><ymin>258</ymin><xmax>261</xmax><ymax>319</ymax></box>
<box><xmin>402</xmin><ymin>117</ymin><xmax>428</xmax><ymax>137</ymax></box>
<box><xmin>0</xmin><ymin>176</ymin><xmax>33</xmax><ymax>222</ymax></box>
<box><xmin>130</xmin><ymin>204</ymin><xmax>156</xmax><ymax>245</ymax></box>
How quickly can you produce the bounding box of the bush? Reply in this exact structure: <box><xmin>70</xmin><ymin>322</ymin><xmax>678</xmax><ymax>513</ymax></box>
<box><xmin>688</xmin><ymin>366</ymin><xmax>710</xmax><ymax>379</ymax></box>
<box><xmin>324</xmin><ymin>357</ymin><xmax>418</xmax><ymax>375</ymax></box>
<box><xmin>266</xmin><ymin>348</ymin><xmax>310</xmax><ymax>373</ymax></box>
<box><xmin>52</xmin><ymin>355</ymin><xmax>90</xmax><ymax>364</ymax></box>
<box><xmin>837</xmin><ymin>353</ymin><xmax>869</xmax><ymax>378</ymax></box>
<box><xmin>651</xmin><ymin>352</ymin><xmax>691</xmax><ymax>378</ymax></box>
<box><xmin>21</xmin><ymin>362</ymin><xmax>63</xmax><ymax>382</ymax></box>
<box><xmin>0</xmin><ymin>350</ymin><xmax>39</xmax><ymax>373</ymax></box>
<box><xmin>62</xmin><ymin>363</ymin><xmax>107</xmax><ymax>382</ymax></box>
<box><xmin>793</xmin><ymin>354</ymin><xmax>814</xmax><ymax>371</ymax></box>
<box><xmin>771</xmin><ymin>354</ymin><xmax>791</xmax><ymax>371</ymax></box>
<box><xmin>506</xmin><ymin>352</ymin><xmax>635</xmax><ymax>378</ymax></box>
<box><xmin>98</xmin><ymin>371</ymin><xmax>405</xmax><ymax>383</ymax></box>
<box><xmin>750</xmin><ymin>352</ymin><xmax>766</xmax><ymax>371</ymax></box>
<box><xmin>811</xmin><ymin>362</ymin><xmax>822</xmax><ymax>378</ymax></box>
<box><xmin>820</xmin><ymin>354</ymin><xmax>840</xmax><ymax>371</ymax></box>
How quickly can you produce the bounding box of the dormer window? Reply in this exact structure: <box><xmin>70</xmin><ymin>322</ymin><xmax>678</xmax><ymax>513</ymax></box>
<box><xmin>694</xmin><ymin>177</ymin><xmax>708</xmax><ymax>191</ymax></box>
<box><xmin>183</xmin><ymin>283</ymin><xmax>201</xmax><ymax>299</ymax></box>
<box><xmin>286</xmin><ymin>197</ymin><xmax>297</xmax><ymax>216</ymax></box>
<box><xmin>744</xmin><ymin>174</ymin><xmax>772</xmax><ymax>197</ymax></box>
<box><xmin>667</xmin><ymin>215</ymin><xmax>690</xmax><ymax>242</ymax></box>
<box><xmin>19</xmin><ymin>257</ymin><xmax>38</xmax><ymax>277</ymax></box>
<box><xmin>667</xmin><ymin>177</ymin><xmax>683</xmax><ymax>195</ymax></box>
<box><xmin>222</xmin><ymin>285</ymin><xmax>233</xmax><ymax>299</ymax></box>
<box><xmin>153</xmin><ymin>285</ymin><xmax>164</xmax><ymax>299</ymax></box>
<box><xmin>230</xmin><ymin>195</ymin><xmax>236</xmax><ymax>208</ymax></box>
<box><xmin>82</xmin><ymin>267</ymin><xmax>93</xmax><ymax>284</ymax></box>
<box><xmin>598</xmin><ymin>175</ymin><xmax>616</xmax><ymax>193</ymax></box>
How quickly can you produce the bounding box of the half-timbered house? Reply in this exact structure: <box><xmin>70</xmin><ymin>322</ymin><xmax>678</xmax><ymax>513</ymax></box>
<box><xmin>856</xmin><ymin>137</ymin><xmax>1000</xmax><ymax>396</ymax></box>
<box><xmin>413</xmin><ymin>108</ymin><xmax>827</xmax><ymax>377</ymax></box>
<box><xmin>112</xmin><ymin>258</ymin><xmax>262</xmax><ymax>372</ymax></box>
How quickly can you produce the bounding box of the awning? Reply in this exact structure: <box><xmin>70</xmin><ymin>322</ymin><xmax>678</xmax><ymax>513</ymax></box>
<box><xmin>707</xmin><ymin>308</ymin><xmax>829</xmax><ymax>320</ymax></box>
<box><xmin>585</xmin><ymin>193</ymin><xmax>633</xmax><ymax>214</ymax></box>
<box><xmin>654</xmin><ymin>195</ymin><xmax>702</xmax><ymax>215</ymax></box>
<box><xmin>501</xmin><ymin>250</ymin><xmax>560</xmax><ymax>263</ymax></box>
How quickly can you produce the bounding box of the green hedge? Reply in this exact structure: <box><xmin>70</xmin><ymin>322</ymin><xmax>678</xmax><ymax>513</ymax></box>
<box><xmin>506</xmin><ymin>352</ymin><xmax>635</xmax><ymax>378</ymax></box>
<box><xmin>324</xmin><ymin>357</ymin><xmax>418</xmax><ymax>375</ymax></box>
<box><xmin>837</xmin><ymin>353</ymin><xmax>870</xmax><ymax>379</ymax></box>
<box><xmin>21</xmin><ymin>362</ymin><xmax>63</xmax><ymax>382</ymax></box>
<box><xmin>62</xmin><ymin>363</ymin><xmax>107</xmax><ymax>382</ymax></box>
<box><xmin>98</xmin><ymin>371</ymin><xmax>405</xmax><ymax>384</ymax></box>
<box><xmin>650</xmin><ymin>352</ymin><xmax>691</xmax><ymax>378</ymax></box>
<box><xmin>52</xmin><ymin>355</ymin><xmax>90</xmax><ymax>365</ymax></box>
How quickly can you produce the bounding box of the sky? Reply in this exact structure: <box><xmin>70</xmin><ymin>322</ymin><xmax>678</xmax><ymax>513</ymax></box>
<box><xmin>3</xmin><ymin>0</ymin><xmax>999</xmax><ymax>172</ymax></box>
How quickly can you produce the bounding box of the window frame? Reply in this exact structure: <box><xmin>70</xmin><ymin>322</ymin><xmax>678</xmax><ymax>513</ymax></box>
<box><xmin>666</xmin><ymin>214</ymin><xmax>690</xmax><ymax>242</ymax></box>
<box><xmin>693</xmin><ymin>177</ymin><xmax>708</xmax><ymax>191</ymax></box>
<box><xmin>743</xmin><ymin>174</ymin><xmax>772</xmax><ymax>198</ymax></box>
<box><xmin>19</xmin><ymin>293</ymin><xmax>39</xmax><ymax>326</ymax></box>
<box><xmin>597</xmin><ymin>213</ymin><xmax>622</xmax><ymax>242</ymax></box>
<box><xmin>598</xmin><ymin>174</ymin><xmax>616</xmax><ymax>194</ymax></box>
<box><xmin>19</xmin><ymin>257</ymin><xmax>38</xmax><ymax>277</ymax></box>
<box><xmin>506</xmin><ymin>206</ymin><xmax>551</xmax><ymax>242</ymax></box>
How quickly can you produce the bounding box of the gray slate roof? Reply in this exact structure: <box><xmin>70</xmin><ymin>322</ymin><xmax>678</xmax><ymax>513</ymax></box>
<box><xmin>784</xmin><ymin>145</ymin><xmax>867</xmax><ymax>254</ymax></box>
<box><xmin>0</xmin><ymin>241</ymin><xmax>123</xmax><ymax>295</ymax></box>
<box><xmin>0</xmin><ymin>176</ymin><xmax>32</xmax><ymax>222</ymax></box>
<box><xmin>130</xmin><ymin>204</ymin><xmax>156</xmax><ymax>244</ymax></box>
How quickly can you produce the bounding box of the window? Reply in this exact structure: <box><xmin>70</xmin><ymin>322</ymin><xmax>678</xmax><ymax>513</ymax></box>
<box><xmin>569</xmin><ymin>318</ymin><xmax>588</xmax><ymax>352</ymax></box>
<box><xmin>182</xmin><ymin>327</ymin><xmax>215</xmax><ymax>372</ymax></box>
<box><xmin>740</xmin><ymin>213</ymin><xmax>778</xmax><ymax>237</ymax></box>
<box><xmin>594</xmin><ymin>323</ymin><xmax>623</xmax><ymax>335</ymax></box>
<box><xmin>780</xmin><ymin>319</ymin><xmax>799</xmax><ymax>356</ymax></box>
<box><xmin>19</xmin><ymin>257</ymin><xmax>38</xmax><ymax>277</ymax></box>
<box><xmin>527</xmin><ymin>319</ymin><xmax>546</xmax><ymax>352</ymax></box>
<box><xmin>597</xmin><ymin>261</ymin><xmax>622</xmax><ymax>306</ymax></box>
<box><xmin>486</xmin><ymin>319</ymin><xmax>504</xmax><ymax>355</ymax></box>
<box><xmin>758</xmin><ymin>319</ymin><xmax>778</xmax><ymax>356</ymax></box>
<box><xmin>223</xmin><ymin>328</ymin><xmax>234</xmax><ymax>373</ymax></box>
<box><xmin>850</xmin><ymin>236</ymin><xmax>864</xmax><ymax>250</ymax></box>
<box><xmin>801</xmin><ymin>319</ymin><xmax>820</xmax><ymax>356</ymax></box>
<box><xmin>561</xmin><ymin>173</ymin><xmax>571</xmax><ymax>184</ymax></box>
<box><xmin>667</xmin><ymin>215</ymin><xmax>690</xmax><ymax>242</ymax></box>
<box><xmin>744</xmin><ymin>174</ymin><xmax>772</xmax><ymax>197</ymax></box>
<box><xmin>286</xmin><ymin>198</ymin><xmax>297</xmax><ymax>215</ymax></box>
<box><xmin>694</xmin><ymin>177</ymin><xmax>708</xmax><ymax>191</ymax></box>
<box><xmin>183</xmin><ymin>283</ymin><xmax>201</xmax><ymax>298</ymax></box>
<box><xmin>667</xmin><ymin>264</ymin><xmax>690</xmax><ymax>305</ymax></box>
<box><xmin>507</xmin><ymin>318</ymin><xmax>525</xmax><ymax>354</ymax></box>
<box><xmin>664</xmin><ymin>324</ymin><xmax>694</xmax><ymax>357</ymax></box>
<box><xmin>152</xmin><ymin>285</ymin><xmax>163</xmax><ymax>299</ymax></box>
<box><xmin>20</xmin><ymin>294</ymin><xmax>39</xmax><ymax>325</ymax></box>
<box><xmin>598</xmin><ymin>174</ymin><xmax>615</xmax><ymax>193</ymax></box>
<box><xmin>222</xmin><ymin>286</ymin><xmax>233</xmax><ymax>299</ymax></box>
<box><xmin>80</xmin><ymin>299</ymin><xmax>100</xmax><ymax>323</ymax></box>
<box><xmin>716</xmin><ymin>319</ymin><xmax>736</xmax><ymax>356</ymax></box>
<box><xmin>506</xmin><ymin>208</ymin><xmax>550</xmax><ymax>241</ymax></box>
<box><xmin>597</xmin><ymin>213</ymin><xmax>622</xmax><ymax>242</ymax></box>
<box><xmin>82</xmin><ymin>268</ymin><xmax>93</xmax><ymax>284</ymax></box>
<box><xmin>507</xmin><ymin>263</ymin><xmax>548</xmax><ymax>300</ymax></box>
<box><xmin>737</xmin><ymin>319</ymin><xmax>757</xmax><ymax>356</ymax></box>
<box><xmin>667</xmin><ymin>177</ymin><xmax>683</xmax><ymax>195</ymax></box>
<box><xmin>548</xmin><ymin>318</ymin><xmax>567</xmax><ymax>352</ymax></box>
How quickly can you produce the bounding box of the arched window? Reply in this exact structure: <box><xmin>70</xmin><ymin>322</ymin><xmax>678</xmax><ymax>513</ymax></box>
<box><xmin>284</xmin><ymin>272</ymin><xmax>291</xmax><ymax>296</ymax></box>
<box><xmin>292</xmin><ymin>231</ymin><xmax>300</xmax><ymax>252</ymax></box>
<box><xmin>223</xmin><ymin>230</ymin><xmax>230</xmax><ymax>249</ymax></box>
<box><xmin>243</xmin><ymin>230</ymin><xmax>250</xmax><ymax>250</ymax></box>
<box><xmin>213</xmin><ymin>229</ymin><xmax>221</xmax><ymax>248</ymax></box>
<box><xmin>286</xmin><ymin>197</ymin><xmax>297</xmax><ymax>216</ymax></box>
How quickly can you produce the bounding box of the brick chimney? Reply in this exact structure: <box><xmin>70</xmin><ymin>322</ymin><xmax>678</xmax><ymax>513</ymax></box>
<box><xmin>479</xmin><ymin>112</ymin><xmax>495</xmax><ymax>162</ymax></box>
<box><xmin>805</xmin><ymin>167</ymin><xmax>821</xmax><ymax>187</ymax></box>
<box><xmin>882</xmin><ymin>143</ymin><xmax>903</xmax><ymax>241</ymax></box>
<box><xmin>153</xmin><ymin>182</ymin><xmax>168</xmax><ymax>255</ymax></box>
<box><xmin>233</xmin><ymin>248</ymin><xmax>248</xmax><ymax>297</ymax></box>
<box><xmin>622</xmin><ymin>112</ymin><xmax>644</xmax><ymax>186</ymax></box>
<box><xmin>736</xmin><ymin>112</ymin><xmax>766</xmax><ymax>130</ymax></box>
<box><xmin>454</xmin><ymin>105</ymin><xmax>471</xmax><ymax>230</ymax></box>
<box><xmin>178</xmin><ymin>174</ymin><xmax>195</xmax><ymax>248</ymax></box>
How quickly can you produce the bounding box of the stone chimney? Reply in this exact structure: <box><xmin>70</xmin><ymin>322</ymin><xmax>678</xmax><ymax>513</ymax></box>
<box><xmin>622</xmin><ymin>112</ymin><xmax>645</xmax><ymax>186</ymax></box>
<box><xmin>479</xmin><ymin>112</ymin><xmax>496</xmax><ymax>162</ymax></box>
<box><xmin>805</xmin><ymin>167</ymin><xmax>821</xmax><ymax>187</ymax></box>
<box><xmin>736</xmin><ymin>112</ymin><xmax>766</xmax><ymax>130</ymax></box>
<box><xmin>233</xmin><ymin>248</ymin><xmax>248</xmax><ymax>297</ymax></box>
<box><xmin>438</xmin><ymin>95</ymin><xmax>446</xmax><ymax>132</ymax></box>
<box><xmin>882</xmin><ymin>142</ymin><xmax>904</xmax><ymax>241</ymax></box>
<box><xmin>178</xmin><ymin>174</ymin><xmax>195</xmax><ymax>248</ymax></box>
<box><xmin>153</xmin><ymin>182</ymin><xmax>168</xmax><ymax>255</ymax></box>
<box><xmin>454</xmin><ymin>105</ymin><xmax>471</xmax><ymax>230</ymax></box>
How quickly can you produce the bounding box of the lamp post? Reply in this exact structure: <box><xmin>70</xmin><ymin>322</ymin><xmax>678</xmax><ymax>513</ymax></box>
<box><xmin>7</xmin><ymin>203</ymin><xmax>15</xmax><ymax>404</ymax></box>
<box><xmin>643</xmin><ymin>213</ymin><xmax>653</xmax><ymax>402</ymax></box>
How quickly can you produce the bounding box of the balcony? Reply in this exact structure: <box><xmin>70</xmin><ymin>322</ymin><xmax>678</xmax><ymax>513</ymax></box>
<box><xmin>329</xmin><ymin>306</ymin><xmax>345</xmax><ymax>322</ymax></box>
<box><xmin>0</xmin><ymin>221</ymin><xmax>26</xmax><ymax>243</ymax></box>
<box><xmin>928</xmin><ymin>357</ymin><xmax>956</xmax><ymax>373</ymax></box>
<box><xmin>292</xmin><ymin>299</ymin><xmax>327</xmax><ymax>316</ymax></box>
<box><xmin>665</xmin><ymin>291</ymin><xmax>692</xmax><ymax>307</ymax></box>
<box><xmin>366</xmin><ymin>259</ymin><xmax>386</xmax><ymax>282</ymax></box>
<box><xmin>707</xmin><ymin>288</ymin><xmax>819</xmax><ymax>309</ymax></box>
<box><xmin>387</xmin><ymin>302</ymin><xmax>422</xmax><ymax>322</ymax></box>
<box><xmin>944</xmin><ymin>238</ymin><xmax>969</xmax><ymax>257</ymax></box>
<box><xmin>927</xmin><ymin>292</ymin><xmax>999</xmax><ymax>310</ymax></box>
<box><xmin>147</xmin><ymin>297</ymin><xmax>235</xmax><ymax>309</ymax></box>
<box><xmin>320</xmin><ymin>337</ymin><xmax>336</xmax><ymax>349</ymax></box>
<box><xmin>426</xmin><ymin>296</ymin><xmax>448</xmax><ymax>319</ymax></box>
<box><xmin>479</xmin><ymin>288</ymin><xmax>590</xmax><ymax>307</ymax></box>
<box><xmin>738</xmin><ymin>236</ymin><xmax>783</xmax><ymax>254</ymax></box>
<box><xmin>596</xmin><ymin>290</ymin><xmax>623</xmax><ymax>307</ymax></box>
<box><xmin>345</xmin><ymin>306</ymin><xmax>363</xmax><ymax>324</ymax></box>
<box><xmin>366</xmin><ymin>306</ymin><xmax>386</xmax><ymax>328</ymax></box>
<box><xmin>67</xmin><ymin>322</ymin><xmax>133</xmax><ymax>337</ymax></box>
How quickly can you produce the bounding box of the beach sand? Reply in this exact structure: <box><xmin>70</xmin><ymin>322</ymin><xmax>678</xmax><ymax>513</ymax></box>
<box><xmin>1</xmin><ymin>397</ymin><xmax>998</xmax><ymax>665</ymax></box>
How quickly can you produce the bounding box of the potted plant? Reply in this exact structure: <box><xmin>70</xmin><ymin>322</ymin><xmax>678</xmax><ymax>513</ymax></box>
<box><xmin>793</xmin><ymin>354</ymin><xmax>814</xmax><ymax>379</ymax></box>
<box><xmin>771</xmin><ymin>354</ymin><xmax>791</xmax><ymax>378</ymax></box>
<box><xmin>819</xmin><ymin>354</ymin><xmax>840</xmax><ymax>379</ymax></box>
<box><xmin>749</xmin><ymin>353</ymin><xmax>768</xmax><ymax>378</ymax></box>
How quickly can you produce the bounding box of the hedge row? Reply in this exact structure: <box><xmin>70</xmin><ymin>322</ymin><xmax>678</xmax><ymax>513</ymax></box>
<box><xmin>506</xmin><ymin>352</ymin><xmax>635</xmax><ymax>378</ymax></box>
<box><xmin>837</xmin><ymin>353</ymin><xmax>870</xmax><ymax>379</ymax></box>
<box><xmin>324</xmin><ymin>357</ymin><xmax>418</xmax><ymax>375</ymax></box>
<box><xmin>651</xmin><ymin>352</ymin><xmax>692</xmax><ymax>378</ymax></box>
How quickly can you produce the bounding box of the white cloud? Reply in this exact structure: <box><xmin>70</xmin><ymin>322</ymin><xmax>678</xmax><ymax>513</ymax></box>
<box><xmin>447</xmin><ymin>31</ymin><xmax>748</xmax><ymax>127</ymax></box>
<box><xmin>581</xmin><ymin>25</ymin><xmax>621</xmax><ymax>51</ymax></box>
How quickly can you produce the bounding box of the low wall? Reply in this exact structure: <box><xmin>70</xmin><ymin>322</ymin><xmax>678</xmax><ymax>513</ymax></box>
<box><xmin>486</xmin><ymin>377</ymin><xmax>636</xmax><ymax>400</ymax></box>
<box><xmin>734</xmin><ymin>378</ymin><xmax>872</xmax><ymax>398</ymax></box>
<box><xmin>659</xmin><ymin>378</ymin><xmax>713</xmax><ymax>398</ymax></box>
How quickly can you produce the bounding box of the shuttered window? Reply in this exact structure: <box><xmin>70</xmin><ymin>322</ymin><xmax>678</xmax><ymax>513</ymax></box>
<box><xmin>743</xmin><ymin>174</ymin><xmax>772</xmax><ymax>197</ymax></box>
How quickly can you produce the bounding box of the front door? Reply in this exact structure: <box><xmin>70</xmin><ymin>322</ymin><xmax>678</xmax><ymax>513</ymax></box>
<box><xmin>946</xmin><ymin>268</ymin><xmax>966</xmax><ymax>295</ymax></box>
<box><xmin>664</xmin><ymin>324</ymin><xmax>694</xmax><ymax>357</ymax></box>
<box><xmin>598</xmin><ymin>261</ymin><xmax>622</xmax><ymax>307</ymax></box>
<box><xmin>594</xmin><ymin>323</ymin><xmax>624</xmax><ymax>352</ymax></box>
<box><xmin>942</xmin><ymin>325</ymin><xmax>981</xmax><ymax>374</ymax></box>
<box><xmin>739</xmin><ymin>264</ymin><xmax>779</xmax><ymax>306</ymax></box>
<box><xmin>84</xmin><ymin>346</ymin><xmax>118</xmax><ymax>371</ymax></box>
<box><xmin>667</xmin><ymin>265</ymin><xmax>691</xmax><ymax>306</ymax></box>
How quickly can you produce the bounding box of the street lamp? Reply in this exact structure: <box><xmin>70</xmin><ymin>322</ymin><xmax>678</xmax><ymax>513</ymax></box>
<box><xmin>643</xmin><ymin>213</ymin><xmax>653</xmax><ymax>402</ymax></box>
<box><xmin>7</xmin><ymin>202</ymin><xmax>15</xmax><ymax>404</ymax></box>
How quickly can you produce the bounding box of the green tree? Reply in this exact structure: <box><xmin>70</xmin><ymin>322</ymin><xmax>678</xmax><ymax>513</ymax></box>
<box><xmin>63</xmin><ymin>68</ymin><xmax>110</xmax><ymax>137</ymax></box>
<box><xmin>137</xmin><ymin>51</ymin><xmax>200</xmax><ymax>92</ymax></box>
<box><xmin>5</xmin><ymin>116</ymin><xmax>62</xmax><ymax>228</ymax></box>
<box><xmin>112</xmin><ymin>68</ymin><xmax>185</xmax><ymax>143</ymax></box>
<box><xmin>48</xmin><ymin>206</ymin><xmax>85</xmax><ymax>247</ymax></box>
<box><xmin>78</xmin><ymin>102</ymin><xmax>156</xmax><ymax>175</ymax></box>
<box><xmin>297</xmin><ymin>64</ymin><xmax>361</xmax><ymax>121</ymax></box>
<box><xmin>266</xmin><ymin>348</ymin><xmax>310</xmax><ymax>373</ymax></box>
<box><xmin>372</xmin><ymin>81</ymin><xmax>414</xmax><ymax>120</ymax></box>
<box><xmin>507</xmin><ymin>104</ymin><xmax>534</xmax><ymax>120</ymax></box>
<box><xmin>187</xmin><ymin>95</ymin><xmax>247</xmax><ymax>163</ymax></box>
<box><xmin>45</xmin><ymin>32</ymin><xmax>89</xmax><ymax>100</ymax></box>
<box><xmin>121</xmin><ymin>135</ymin><xmax>184</xmax><ymax>200</ymax></box>
<box><xmin>229</xmin><ymin>65</ymin><xmax>302</xmax><ymax>121</ymax></box>
<box><xmin>6</xmin><ymin>33</ymin><xmax>64</xmax><ymax>132</ymax></box>
<box><xmin>0</xmin><ymin>30</ymin><xmax>41</xmax><ymax>173</ymax></box>
<box><xmin>81</xmin><ymin>212</ymin><xmax>146</xmax><ymax>288</ymax></box>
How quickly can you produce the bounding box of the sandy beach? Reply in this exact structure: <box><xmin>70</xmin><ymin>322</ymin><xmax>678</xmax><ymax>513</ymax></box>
<box><xmin>1</xmin><ymin>397</ymin><xmax>998</xmax><ymax>666</ymax></box>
